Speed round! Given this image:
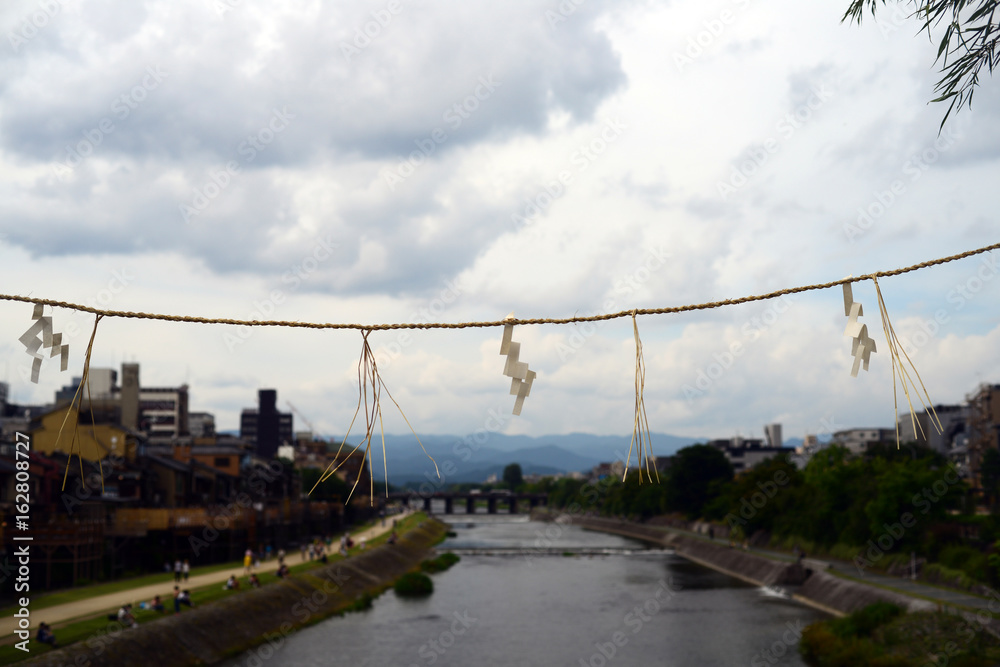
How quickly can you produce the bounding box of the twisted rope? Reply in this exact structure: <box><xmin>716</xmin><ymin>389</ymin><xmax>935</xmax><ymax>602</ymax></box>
<box><xmin>3</xmin><ymin>241</ymin><xmax>998</xmax><ymax>330</ymax></box>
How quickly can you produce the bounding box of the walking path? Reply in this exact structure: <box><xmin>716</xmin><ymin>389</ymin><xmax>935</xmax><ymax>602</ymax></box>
<box><xmin>647</xmin><ymin>522</ymin><xmax>999</xmax><ymax>613</ymax></box>
<box><xmin>1</xmin><ymin>510</ymin><xmax>411</xmax><ymax>640</ymax></box>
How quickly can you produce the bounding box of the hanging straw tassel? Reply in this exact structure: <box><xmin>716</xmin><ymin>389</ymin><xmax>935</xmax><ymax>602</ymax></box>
<box><xmin>310</xmin><ymin>330</ymin><xmax>439</xmax><ymax>505</ymax></box>
<box><xmin>870</xmin><ymin>278</ymin><xmax>943</xmax><ymax>447</ymax></box>
<box><xmin>56</xmin><ymin>313</ymin><xmax>105</xmax><ymax>492</ymax></box>
<box><xmin>624</xmin><ymin>312</ymin><xmax>658</xmax><ymax>483</ymax></box>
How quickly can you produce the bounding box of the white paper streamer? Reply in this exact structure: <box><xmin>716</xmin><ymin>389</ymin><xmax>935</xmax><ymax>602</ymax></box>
<box><xmin>500</xmin><ymin>313</ymin><xmax>535</xmax><ymax>415</ymax></box>
<box><xmin>19</xmin><ymin>304</ymin><xmax>69</xmax><ymax>383</ymax></box>
<box><xmin>843</xmin><ymin>281</ymin><xmax>876</xmax><ymax>377</ymax></box>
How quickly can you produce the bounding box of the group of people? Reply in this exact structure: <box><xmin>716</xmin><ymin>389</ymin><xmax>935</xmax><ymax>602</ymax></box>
<box><xmin>35</xmin><ymin>622</ymin><xmax>57</xmax><ymax>647</ymax></box>
<box><xmin>171</xmin><ymin>559</ymin><xmax>191</xmax><ymax>582</ymax></box>
<box><xmin>35</xmin><ymin>523</ymin><xmax>402</xmax><ymax>649</ymax></box>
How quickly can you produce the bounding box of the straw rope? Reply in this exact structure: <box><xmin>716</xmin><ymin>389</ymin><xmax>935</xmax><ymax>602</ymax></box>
<box><xmin>2</xmin><ymin>242</ymin><xmax>998</xmax><ymax>331</ymax></box>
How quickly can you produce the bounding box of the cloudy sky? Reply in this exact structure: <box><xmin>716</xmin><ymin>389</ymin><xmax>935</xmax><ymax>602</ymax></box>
<box><xmin>1</xmin><ymin>0</ymin><xmax>998</xmax><ymax>447</ymax></box>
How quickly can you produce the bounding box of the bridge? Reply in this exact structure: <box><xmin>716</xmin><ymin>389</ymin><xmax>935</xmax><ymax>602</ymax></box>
<box><xmin>389</xmin><ymin>491</ymin><xmax>548</xmax><ymax>515</ymax></box>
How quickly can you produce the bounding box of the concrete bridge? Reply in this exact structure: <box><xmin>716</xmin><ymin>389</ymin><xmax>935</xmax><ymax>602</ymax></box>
<box><xmin>390</xmin><ymin>491</ymin><xmax>547</xmax><ymax>515</ymax></box>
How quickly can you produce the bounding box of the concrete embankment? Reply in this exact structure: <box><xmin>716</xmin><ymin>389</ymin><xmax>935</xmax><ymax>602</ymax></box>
<box><xmin>22</xmin><ymin>519</ymin><xmax>448</xmax><ymax>667</ymax></box>
<box><xmin>538</xmin><ymin>512</ymin><xmax>936</xmax><ymax>618</ymax></box>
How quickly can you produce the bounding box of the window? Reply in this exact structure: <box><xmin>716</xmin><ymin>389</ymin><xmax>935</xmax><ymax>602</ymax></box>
<box><xmin>214</xmin><ymin>457</ymin><xmax>229</xmax><ymax>467</ymax></box>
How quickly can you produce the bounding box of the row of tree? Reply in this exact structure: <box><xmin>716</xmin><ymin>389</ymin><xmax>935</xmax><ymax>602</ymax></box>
<box><xmin>540</xmin><ymin>442</ymin><xmax>968</xmax><ymax>557</ymax></box>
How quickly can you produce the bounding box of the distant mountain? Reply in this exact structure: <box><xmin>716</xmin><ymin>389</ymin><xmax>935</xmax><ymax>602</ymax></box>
<box><xmin>353</xmin><ymin>432</ymin><xmax>702</xmax><ymax>484</ymax></box>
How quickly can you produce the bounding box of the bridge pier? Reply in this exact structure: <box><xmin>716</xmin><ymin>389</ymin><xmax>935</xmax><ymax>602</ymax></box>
<box><xmin>444</xmin><ymin>497</ymin><xmax>453</xmax><ymax>514</ymax></box>
<box><xmin>509</xmin><ymin>497</ymin><xmax>518</xmax><ymax>514</ymax></box>
<box><xmin>487</xmin><ymin>497</ymin><xmax>497</xmax><ymax>514</ymax></box>
<box><xmin>423</xmin><ymin>497</ymin><xmax>432</xmax><ymax>513</ymax></box>
<box><xmin>466</xmin><ymin>497</ymin><xmax>475</xmax><ymax>514</ymax></box>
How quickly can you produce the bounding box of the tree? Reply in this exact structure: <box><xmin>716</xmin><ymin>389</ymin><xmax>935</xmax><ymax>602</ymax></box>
<box><xmin>981</xmin><ymin>448</ymin><xmax>1000</xmax><ymax>509</ymax></box>
<box><xmin>844</xmin><ymin>0</ymin><xmax>1000</xmax><ymax>126</ymax></box>
<box><xmin>503</xmin><ymin>463</ymin><xmax>523</xmax><ymax>491</ymax></box>
<box><xmin>666</xmin><ymin>445</ymin><xmax>734</xmax><ymax>518</ymax></box>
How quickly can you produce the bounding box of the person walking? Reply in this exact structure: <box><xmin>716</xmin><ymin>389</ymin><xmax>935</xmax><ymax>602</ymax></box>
<box><xmin>173</xmin><ymin>559</ymin><xmax>182</xmax><ymax>582</ymax></box>
<box><xmin>182</xmin><ymin>559</ymin><xmax>190</xmax><ymax>582</ymax></box>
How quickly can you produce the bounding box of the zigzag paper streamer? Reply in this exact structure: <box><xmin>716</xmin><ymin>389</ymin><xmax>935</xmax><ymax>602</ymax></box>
<box><xmin>843</xmin><ymin>281</ymin><xmax>876</xmax><ymax>377</ymax></box>
<box><xmin>18</xmin><ymin>304</ymin><xmax>69</xmax><ymax>383</ymax></box>
<box><xmin>500</xmin><ymin>314</ymin><xmax>536</xmax><ymax>416</ymax></box>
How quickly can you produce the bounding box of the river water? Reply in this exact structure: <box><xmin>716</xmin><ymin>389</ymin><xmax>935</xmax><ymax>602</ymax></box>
<box><xmin>222</xmin><ymin>515</ymin><xmax>827</xmax><ymax>666</ymax></box>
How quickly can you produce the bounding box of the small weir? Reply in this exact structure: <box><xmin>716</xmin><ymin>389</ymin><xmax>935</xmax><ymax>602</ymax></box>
<box><xmin>444</xmin><ymin>545</ymin><xmax>675</xmax><ymax>557</ymax></box>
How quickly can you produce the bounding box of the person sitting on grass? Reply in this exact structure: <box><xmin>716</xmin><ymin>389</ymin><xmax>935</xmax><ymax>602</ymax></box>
<box><xmin>150</xmin><ymin>595</ymin><xmax>165</xmax><ymax>613</ymax></box>
<box><xmin>225</xmin><ymin>574</ymin><xmax>240</xmax><ymax>590</ymax></box>
<box><xmin>249</xmin><ymin>573</ymin><xmax>260</xmax><ymax>588</ymax></box>
<box><xmin>179</xmin><ymin>589</ymin><xmax>194</xmax><ymax>608</ymax></box>
<box><xmin>36</xmin><ymin>622</ymin><xmax>57</xmax><ymax>647</ymax></box>
<box><xmin>117</xmin><ymin>603</ymin><xmax>138</xmax><ymax>629</ymax></box>
<box><xmin>277</xmin><ymin>564</ymin><xmax>290</xmax><ymax>578</ymax></box>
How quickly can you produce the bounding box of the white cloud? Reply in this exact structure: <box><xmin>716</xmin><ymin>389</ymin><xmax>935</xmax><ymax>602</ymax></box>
<box><xmin>1</xmin><ymin>0</ymin><xmax>999</xmax><ymax>441</ymax></box>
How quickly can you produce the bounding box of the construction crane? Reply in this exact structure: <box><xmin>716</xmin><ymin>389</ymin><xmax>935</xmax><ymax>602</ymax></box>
<box><xmin>285</xmin><ymin>400</ymin><xmax>320</xmax><ymax>440</ymax></box>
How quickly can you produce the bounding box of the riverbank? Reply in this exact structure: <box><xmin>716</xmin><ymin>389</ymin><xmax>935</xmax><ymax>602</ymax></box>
<box><xmin>18</xmin><ymin>518</ymin><xmax>448</xmax><ymax>667</ymax></box>
<box><xmin>533</xmin><ymin>511</ymin><xmax>938</xmax><ymax>618</ymax></box>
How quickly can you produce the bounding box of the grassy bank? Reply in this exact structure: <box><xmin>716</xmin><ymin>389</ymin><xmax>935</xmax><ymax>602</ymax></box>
<box><xmin>1</xmin><ymin>512</ymin><xmax>428</xmax><ymax>665</ymax></box>
<box><xmin>801</xmin><ymin>603</ymin><xmax>1000</xmax><ymax>666</ymax></box>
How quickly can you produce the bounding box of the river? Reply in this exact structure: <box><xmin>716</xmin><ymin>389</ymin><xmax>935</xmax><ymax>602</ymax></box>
<box><xmin>222</xmin><ymin>515</ymin><xmax>827</xmax><ymax>666</ymax></box>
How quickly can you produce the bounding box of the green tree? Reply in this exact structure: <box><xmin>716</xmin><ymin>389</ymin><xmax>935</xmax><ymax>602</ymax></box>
<box><xmin>667</xmin><ymin>444</ymin><xmax>734</xmax><ymax>518</ymax></box>
<box><xmin>980</xmin><ymin>448</ymin><xmax>1000</xmax><ymax>510</ymax></box>
<box><xmin>862</xmin><ymin>457</ymin><xmax>963</xmax><ymax>552</ymax></box>
<box><xmin>300</xmin><ymin>467</ymin><xmax>350</xmax><ymax>501</ymax></box>
<box><xmin>704</xmin><ymin>454</ymin><xmax>803</xmax><ymax>536</ymax></box>
<box><xmin>503</xmin><ymin>463</ymin><xmax>524</xmax><ymax>491</ymax></box>
<box><xmin>844</xmin><ymin>0</ymin><xmax>1000</xmax><ymax>125</ymax></box>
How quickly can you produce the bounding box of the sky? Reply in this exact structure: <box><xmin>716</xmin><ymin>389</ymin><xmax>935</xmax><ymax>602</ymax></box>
<box><xmin>1</xmin><ymin>0</ymin><xmax>998</xmax><ymax>447</ymax></box>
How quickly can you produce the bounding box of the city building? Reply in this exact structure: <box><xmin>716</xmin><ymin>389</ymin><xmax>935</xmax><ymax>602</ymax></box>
<box><xmin>240</xmin><ymin>389</ymin><xmax>293</xmax><ymax>459</ymax></box>
<box><xmin>708</xmin><ymin>437</ymin><xmax>792</xmax><ymax>473</ymax></box>
<box><xmin>763</xmin><ymin>423</ymin><xmax>783</xmax><ymax>449</ymax></box>
<box><xmin>830</xmin><ymin>428</ymin><xmax>895</xmax><ymax>455</ymax></box>
<box><xmin>188</xmin><ymin>412</ymin><xmax>216</xmax><ymax>438</ymax></box>
<box><xmin>967</xmin><ymin>383</ymin><xmax>1000</xmax><ymax>488</ymax></box>
<box><xmin>53</xmin><ymin>363</ymin><xmax>189</xmax><ymax>439</ymax></box>
<box><xmin>896</xmin><ymin>404</ymin><xmax>969</xmax><ymax>455</ymax></box>
<box><xmin>29</xmin><ymin>403</ymin><xmax>143</xmax><ymax>462</ymax></box>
